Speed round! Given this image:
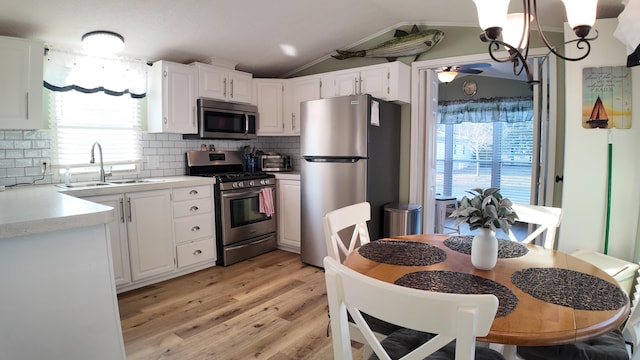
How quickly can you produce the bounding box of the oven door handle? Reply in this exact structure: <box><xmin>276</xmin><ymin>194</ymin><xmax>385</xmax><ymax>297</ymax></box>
<box><xmin>244</xmin><ymin>113</ymin><xmax>249</xmax><ymax>135</ymax></box>
<box><xmin>220</xmin><ymin>188</ymin><xmax>268</xmax><ymax>200</ymax></box>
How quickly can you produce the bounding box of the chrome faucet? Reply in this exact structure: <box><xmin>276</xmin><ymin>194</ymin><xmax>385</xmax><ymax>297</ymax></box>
<box><xmin>90</xmin><ymin>142</ymin><xmax>111</xmax><ymax>182</ymax></box>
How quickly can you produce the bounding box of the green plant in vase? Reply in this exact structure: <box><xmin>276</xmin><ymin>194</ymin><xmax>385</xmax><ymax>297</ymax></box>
<box><xmin>450</xmin><ymin>187</ymin><xmax>518</xmax><ymax>270</ymax></box>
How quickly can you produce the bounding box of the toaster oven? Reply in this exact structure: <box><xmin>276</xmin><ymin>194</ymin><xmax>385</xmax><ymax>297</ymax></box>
<box><xmin>260</xmin><ymin>154</ymin><xmax>292</xmax><ymax>172</ymax></box>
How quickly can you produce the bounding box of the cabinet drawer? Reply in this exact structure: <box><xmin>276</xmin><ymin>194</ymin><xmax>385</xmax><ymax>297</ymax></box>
<box><xmin>173</xmin><ymin>198</ymin><xmax>212</xmax><ymax>218</ymax></box>
<box><xmin>174</xmin><ymin>213</ymin><xmax>214</xmax><ymax>242</ymax></box>
<box><xmin>177</xmin><ymin>239</ymin><xmax>215</xmax><ymax>268</ymax></box>
<box><xmin>173</xmin><ymin>185</ymin><xmax>211</xmax><ymax>201</ymax></box>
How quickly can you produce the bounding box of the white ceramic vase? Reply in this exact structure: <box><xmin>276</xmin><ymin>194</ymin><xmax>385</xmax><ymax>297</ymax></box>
<box><xmin>471</xmin><ymin>228</ymin><xmax>498</xmax><ymax>270</ymax></box>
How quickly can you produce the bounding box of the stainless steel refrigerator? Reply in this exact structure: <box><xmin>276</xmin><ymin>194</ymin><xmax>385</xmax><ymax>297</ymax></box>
<box><xmin>300</xmin><ymin>94</ymin><xmax>401</xmax><ymax>267</ymax></box>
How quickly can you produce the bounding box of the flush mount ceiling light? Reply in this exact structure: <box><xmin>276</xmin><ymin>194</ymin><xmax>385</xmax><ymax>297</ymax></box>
<box><xmin>472</xmin><ymin>0</ymin><xmax>598</xmax><ymax>84</ymax></box>
<box><xmin>81</xmin><ymin>31</ymin><xmax>125</xmax><ymax>56</ymax></box>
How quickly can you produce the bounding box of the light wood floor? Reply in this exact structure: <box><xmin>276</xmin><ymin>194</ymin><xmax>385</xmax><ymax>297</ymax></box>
<box><xmin>118</xmin><ymin>250</ymin><xmax>363</xmax><ymax>359</ymax></box>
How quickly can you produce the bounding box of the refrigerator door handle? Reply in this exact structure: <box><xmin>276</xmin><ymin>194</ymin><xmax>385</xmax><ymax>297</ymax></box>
<box><xmin>303</xmin><ymin>156</ymin><xmax>367</xmax><ymax>163</ymax></box>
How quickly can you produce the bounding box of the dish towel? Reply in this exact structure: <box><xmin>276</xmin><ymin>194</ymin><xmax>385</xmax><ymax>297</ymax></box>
<box><xmin>259</xmin><ymin>187</ymin><xmax>275</xmax><ymax>217</ymax></box>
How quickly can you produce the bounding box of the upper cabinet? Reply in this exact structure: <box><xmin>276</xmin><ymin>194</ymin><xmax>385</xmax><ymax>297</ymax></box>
<box><xmin>147</xmin><ymin>60</ymin><xmax>197</xmax><ymax>134</ymax></box>
<box><xmin>256</xmin><ymin>75</ymin><xmax>321</xmax><ymax>136</ymax></box>
<box><xmin>325</xmin><ymin>61</ymin><xmax>410</xmax><ymax>104</ymax></box>
<box><xmin>288</xmin><ymin>75</ymin><xmax>322</xmax><ymax>135</ymax></box>
<box><xmin>0</xmin><ymin>36</ymin><xmax>44</xmax><ymax>130</ymax></box>
<box><xmin>254</xmin><ymin>79</ymin><xmax>286</xmax><ymax>135</ymax></box>
<box><xmin>195</xmin><ymin>62</ymin><xmax>253</xmax><ymax>104</ymax></box>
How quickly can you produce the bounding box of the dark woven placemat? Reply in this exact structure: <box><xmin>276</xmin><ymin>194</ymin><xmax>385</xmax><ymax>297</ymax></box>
<box><xmin>395</xmin><ymin>270</ymin><xmax>518</xmax><ymax>317</ymax></box>
<box><xmin>357</xmin><ymin>240</ymin><xmax>447</xmax><ymax>266</ymax></box>
<box><xmin>444</xmin><ymin>235</ymin><xmax>529</xmax><ymax>258</ymax></box>
<box><xmin>512</xmin><ymin>267</ymin><xmax>628</xmax><ymax>311</ymax></box>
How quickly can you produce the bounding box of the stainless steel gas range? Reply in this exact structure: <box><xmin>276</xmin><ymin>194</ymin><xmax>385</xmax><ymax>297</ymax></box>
<box><xmin>186</xmin><ymin>150</ymin><xmax>277</xmax><ymax>266</ymax></box>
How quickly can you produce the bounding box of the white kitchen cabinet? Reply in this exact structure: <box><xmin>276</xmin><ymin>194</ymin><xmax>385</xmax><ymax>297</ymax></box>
<box><xmin>172</xmin><ymin>185</ymin><xmax>216</xmax><ymax>268</ymax></box>
<box><xmin>287</xmin><ymin>75</ymin><xmax>322</xmax><ymax>135</ymax></box>
<box><xmin>147</xmin><ymin>60</ymin><xmax>197</xmax><ymax>133</ymax></box>
<box><xmin>255</xmin><ymin>79</ymin><xmax>286</xmax><ymax>135</ymax></box>
<box><xmin>0</xmin><ymin>36</ymin><xmax>43</xmax><ymax>129</ymax></box>
<box><xmin>82</xmin><ymin>194</ymin><xmax>131</xmax><ymax>287</ymax></box>
<box><xmin>276</xmin><ymin>178</ymin><xmax>301</xmax><ymax>253</ymax></box>
<box><xmin>195</xmin><ymin>62</ymin><xmax>253</xmax><ymax>104</ymax></box>
<box><xmin>126</xmin><ymin>189</ymin><xmax>175</xmax><ymax>281</ymax></box>
<box><xmin>326</xmin><ymin>61</ymin><xmax>410</xmax><ymax>103</ymax></box>
<box><xmin>86</xmin><ymin>189</ymin><xmax>175</xmax><ymax>285</ymax></box>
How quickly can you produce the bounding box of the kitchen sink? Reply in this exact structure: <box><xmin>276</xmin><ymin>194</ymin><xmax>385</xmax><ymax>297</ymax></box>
<box><xmin>57</xmin><ymin>182</ymin><xmax>113</xmax><ymax>189</ymax></box>
<box><xmin>107</xmin><ymin>178</ymin><xmax>164</xmax><ymax>184</ymax></box>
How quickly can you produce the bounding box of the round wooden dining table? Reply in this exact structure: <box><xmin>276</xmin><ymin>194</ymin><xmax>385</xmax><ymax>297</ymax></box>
<box><xmin>343</xmin><ymin>234</ymin><xmax>630</xmax><ymax>348</ymax></box>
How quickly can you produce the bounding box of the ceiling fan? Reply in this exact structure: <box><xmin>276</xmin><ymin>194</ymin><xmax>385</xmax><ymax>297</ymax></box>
<box><xmin>436</xmin><ymin>63</ymin><xmax>490</xmax><ymax>83</ymax></box>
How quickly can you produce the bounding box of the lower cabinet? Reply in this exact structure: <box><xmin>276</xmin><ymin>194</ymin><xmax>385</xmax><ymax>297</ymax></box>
<box><xmin>173</xmin><ymin>185</ymin><xmax>216</xmax><ymax>268</ymax></box>
<box><xmin>82</xmin><ymin>183</ymin><xmax>217</xmax><ymax>293</ymax></box>
<box><xmin>82</xmin><ymin>194</ymin><xmax>131</xmax><ymax>286</ymax></box>
<box><xmin>84</xmin><ymin>189</ymin><xmax>174</xmax><ymax>287</ymax></box>
<box><xmin>126</xmin><ymin>189</ymin><xmax>175</xmax><ymax>281</ymax></box>
<box><xmin>277</xmin><ymin>178</ymin><xmax>301</xmax><ymax>253</ymax></box>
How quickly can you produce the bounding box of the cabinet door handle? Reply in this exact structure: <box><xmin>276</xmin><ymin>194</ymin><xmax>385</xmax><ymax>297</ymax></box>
<box><xmin>193</xmin><ymin>249</ymin><xmax>202</xmax><ymax>255</ymax></box>
<box><xmin>126</xmin><ymin>197</ymin><xmax>132</xmax><ymax>222</ymax></box>
<box><xmin>230</xmin><ymin>79</ymin><xmax>234</xmax><ymax>98</ymax></box>
<box><xmin>223</xmin><ymin>78</ymin><xmax>227</xmax><ymax>97</ymax></box>
<box><xmin>119</xmin><ymin>198</ymin><xmax>125</xmax><ymax>223</ymax></box>
<box><xmin>189</xmin><ymin>189</ymin><xmax>198</xmax><ymax>195</ymax></box>
<box><xmin>191</xmin><ymin>226</ymin><xmax>200</xmax><ymax>232</ymax></box>
<box><xmin>190</xmin><ymin>206</ymin><xmax>199</xmax><ymax>212</ymax></box>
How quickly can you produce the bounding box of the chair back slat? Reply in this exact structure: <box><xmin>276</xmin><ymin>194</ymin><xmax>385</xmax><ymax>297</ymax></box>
<box><xmin>324</xmin><ymin>256</ymin><xmax>499</xmax><ymax>360</ymax></box>
<box><xmin>509</xmin><ymin>203</ymin><xmax>562</xmax><ymax>249</ymax></box>
<box><xmin>324</xmin><ymin>202</ymin><xmax>371</xmax><ymax>262</ymax></box>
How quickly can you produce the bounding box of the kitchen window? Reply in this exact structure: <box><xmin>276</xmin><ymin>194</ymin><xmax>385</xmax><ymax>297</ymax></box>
<box><xmin>44</xmin><ymin>48</ymin><xmax>147</xmax><ymax>176</ymax></box>
<box><xmin>48</xmin><ymin>89</ymin><xmax>143</xmax><ymax>174</ymax></box>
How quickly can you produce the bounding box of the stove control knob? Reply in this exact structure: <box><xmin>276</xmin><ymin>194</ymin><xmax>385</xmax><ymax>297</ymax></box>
<box><xmin>249</xmin><ymin>180</ymin><xmax>255</xmax><ymax>186</ymax></box>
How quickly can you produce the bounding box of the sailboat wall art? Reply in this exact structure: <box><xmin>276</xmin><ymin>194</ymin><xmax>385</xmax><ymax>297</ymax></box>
<box><xmin>582</xmin><ymin>66</ymin><xmax>632</xmax><ymax>129</ymax></box>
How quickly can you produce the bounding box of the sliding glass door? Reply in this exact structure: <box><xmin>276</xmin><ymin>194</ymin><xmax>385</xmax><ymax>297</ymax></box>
<box><xmin>435</xmin><ymin>97</ymin><xmax>534</xmax><ymax>204</ymax></box>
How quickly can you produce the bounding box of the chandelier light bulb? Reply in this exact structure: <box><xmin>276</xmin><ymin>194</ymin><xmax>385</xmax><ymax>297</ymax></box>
<box><xmin>561</xmin><ymin>0</ymin><xmax>597</xmax><ymax>38</ymax></box>
<box><xmin>503</xmin><ymin>13</ymin><xmax>533</xmax><ymax>50</ymax></box>
<box><xmin>473</xmin><ymin>0</ymin><xmax>510</xmax><ymax>39</ymax></box>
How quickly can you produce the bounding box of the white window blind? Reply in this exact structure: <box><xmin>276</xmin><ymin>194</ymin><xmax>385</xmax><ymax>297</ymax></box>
<box><xmin>48</xmin><ymin>89</ymin><xmax>143</xmax><ymax>175</ymax></box>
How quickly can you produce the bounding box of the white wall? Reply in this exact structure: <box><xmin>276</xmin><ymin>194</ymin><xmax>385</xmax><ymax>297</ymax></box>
<box><xmin>559</xmin><ymin>18</ymin><xmax>640</xmax><ymax>261</ymax></box>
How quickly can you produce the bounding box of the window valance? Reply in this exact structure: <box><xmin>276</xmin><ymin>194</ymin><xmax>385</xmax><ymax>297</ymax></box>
<box><xmin>43</xmin><ymin>48</ymin><xmax>148</xmax><ymax>98</ymax></box>
<box><xmin>438</xmin><ymin>97</ymin><xmax>533</xmax><ymax>124</ymax></box>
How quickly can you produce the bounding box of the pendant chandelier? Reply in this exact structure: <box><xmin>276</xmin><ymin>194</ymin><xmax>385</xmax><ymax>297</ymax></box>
<box><xmin>472</xmin><ymin>0</ymin><xmax>598</xmax><ymax>84</ymax></box>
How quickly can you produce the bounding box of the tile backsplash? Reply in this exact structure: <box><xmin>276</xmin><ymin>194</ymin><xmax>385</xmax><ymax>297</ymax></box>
<box><xmin>0</xmin><ymin>130</ymin><xmax>300</xmax><ymax>187</ymax></box>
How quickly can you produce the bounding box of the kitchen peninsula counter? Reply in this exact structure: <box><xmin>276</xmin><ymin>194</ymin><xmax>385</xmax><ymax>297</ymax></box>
<box><xmin>0</xmin><ymin>175</ymin><xmax>215</xmax><ymax>360</ymax></box>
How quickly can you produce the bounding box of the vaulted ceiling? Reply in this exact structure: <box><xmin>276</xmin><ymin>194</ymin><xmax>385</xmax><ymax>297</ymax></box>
<box><xmin>0</xmin><ymin>0</ymin><xmax>625</xmax><ymax>78</ymax></box>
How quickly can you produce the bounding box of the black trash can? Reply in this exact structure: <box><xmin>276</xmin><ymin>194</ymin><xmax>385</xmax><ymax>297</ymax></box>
<box><xmin>383</xmin><ymin>203</ymin><xmax>422</xmax><ymax>237</ymax></box>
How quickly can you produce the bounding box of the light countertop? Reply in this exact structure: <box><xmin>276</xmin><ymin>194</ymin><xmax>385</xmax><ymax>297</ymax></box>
<box><xmin>270</xmin><ymin>172</ymin><xmax>300</xmax><ymax>180</ymax></box>
<box><xmin>0</xmin><ymin>176</ymin><xmax>215</xmax><ymax>240</ymax></box>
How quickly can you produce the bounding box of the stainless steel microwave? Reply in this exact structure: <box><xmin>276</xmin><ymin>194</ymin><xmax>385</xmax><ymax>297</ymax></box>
<box><xmin>185</xmin><ymin>98</ymin><xmax>258</xmax><ymax>140</ymax></box>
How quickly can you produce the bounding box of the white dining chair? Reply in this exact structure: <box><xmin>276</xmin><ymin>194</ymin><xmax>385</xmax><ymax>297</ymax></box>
<box><xmin>508</xmin><ymin>203</ymin><xmax>562</xmax><ymax>249</ymax></box>
<box><xmin>323</xmin><ymin>202</ymin><xmax>396</xmax><ymax>358</ymax></box>
<box><xmin>323</xmin><ymin>202</ymin><xmax>372</xmax><ymax>263</ymax></box>
<box><xmin>324</xmin><ymin>256</ymin><xmax>504</xmax><ymax>360</ymax></box>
